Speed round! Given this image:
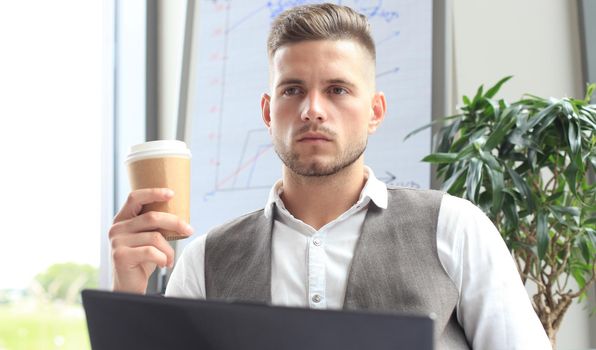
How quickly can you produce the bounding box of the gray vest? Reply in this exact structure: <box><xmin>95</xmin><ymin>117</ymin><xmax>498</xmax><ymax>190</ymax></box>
<box><xmin>204</xmin><ymin>188</ymin><xmax>470</xmax><ymax>349</ymax></box>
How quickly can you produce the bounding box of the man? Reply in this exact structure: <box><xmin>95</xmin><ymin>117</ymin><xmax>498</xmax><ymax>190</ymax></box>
<box><xmin>109</xmin><ymin>3</ymin><xmax>550</xmax><ymax>349</ymax></box>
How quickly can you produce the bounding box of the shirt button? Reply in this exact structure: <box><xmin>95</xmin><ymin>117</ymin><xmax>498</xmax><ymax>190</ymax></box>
<box><xmin>313</xmin><ymin>238</ymin><xmax>322</xmax><ymax>246</ymax></box>
<box><xmin>311</xmin><ymin>294</ymin><xmax>322</xmax><ymax>303</ymax></box>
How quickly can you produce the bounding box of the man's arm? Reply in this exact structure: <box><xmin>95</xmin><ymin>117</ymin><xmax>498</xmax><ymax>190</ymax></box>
<box><xmin>437</xmin><ymin>194</ymin><xmax>551</xmax><ymax>350</ymax></box>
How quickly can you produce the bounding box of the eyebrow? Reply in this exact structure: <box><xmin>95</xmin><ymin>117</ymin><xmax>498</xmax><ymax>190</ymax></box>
<box><xmin>275</xmin><ymin>78</ymin><xmax>357</xmax><ymax>89</ymax></box>
<box><xmin>327</xmin><ymin>79</ymin><xmax>356</xmax><ymax>89</ymax></box>
<box><xmin>276</xmin><ymin>78</ymin><xmax>304</xmax><ymax>89</ymax></box>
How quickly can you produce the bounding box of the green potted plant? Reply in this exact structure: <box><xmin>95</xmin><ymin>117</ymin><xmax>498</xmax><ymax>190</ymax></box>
<box><xmin>407</xmin><ymin>77</ymin><xmax>596</xmax><ymax>348</ymax></box>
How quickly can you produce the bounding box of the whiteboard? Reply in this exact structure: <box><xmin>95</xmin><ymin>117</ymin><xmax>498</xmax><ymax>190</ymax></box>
<box><xmin>181</xmin><ymin>0</ymin><xmax>433</xmax><ymax>240</ymax></box>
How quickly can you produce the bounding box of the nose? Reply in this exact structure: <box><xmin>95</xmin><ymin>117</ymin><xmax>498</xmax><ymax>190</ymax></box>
<box><xmin>300</xmin><ymin>91</ymin><xmax>327</xmax><ymax>123</ymax></box>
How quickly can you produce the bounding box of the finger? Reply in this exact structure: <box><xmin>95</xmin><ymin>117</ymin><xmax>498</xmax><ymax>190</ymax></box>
<box><xmin>111</xmin><ymin>231</ymin><xmax>175</xmax><ymax>267</ymax></box>
<box><xmin>109</xmin><ymin>211</ymin><xmax>193</xmax><ymax>239</ymax></box>
<box><xmin>113</xmin><ymin>188</ymin><xmax>174</xmax><ymax>223</ymax></box>
<box><xmin>112</xmin><ymin>245</ymin><xmax>169</xmax><ymax>270</ymax></box>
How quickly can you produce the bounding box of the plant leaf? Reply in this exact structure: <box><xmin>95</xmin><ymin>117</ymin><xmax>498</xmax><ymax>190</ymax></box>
<box><xmin>550</xmin><ymin>205</ymin><xmax>580</xmax><ymax>217</ymax></box>
<box><xmin>577</xmin><ymin>110</ymin><xmax>596</xmax><ymax>130</ymax></box>
<box><xmin>441</xmin><ymin>166</ymin><xmax>466</xmax><ymax>193</ymax></box>
<box><xmin>484</xmin><ymin>115</ymin><xmax>515</xmax><ymax>151</ymax></box>
<box><xmin>421</xmin><ymin>153</ymin><xmax>459</xmax><ymax>164</ymax></box>
<box><xmin>584</xmin><ymin>83</ymin><xmax>595</xmax><ymax>103</ymax></box>
<box><xmin>465</xmin><ymin>158</ymin><xmax>482</xmax><ymax>202</ymax></box>
<box><xmin>536</xmin><ymin>210</ymin><xmax>548</xmax><ymax>260</ymax></box>
<box><xmin>478</xmin><ymin>149</ymin><xmax>501</xmax><ymax>170</ymax></box>
<box><xmin>526</xmin><ymin>102</ymin><xmax>558</xmax><ymax>131</ymax></box>
<box><xmin>578</xmin><ymin>236</ymin><xmax>594</xmax><ymax>263</ymax></box>
<box><xmin>546</xmin><ymin>191</ymin><xmax>564</xmax><ymax>202</ymax></box>
<box><xmin>487</xmin><ymin>98</ymin><xmax>501</xmax><ymax>117</ymax></box>
<box><xmin>563</xmin><ymin>153</ymin><xmax>580</xmax><ymax>196</ymax></box>
<box><xmin>502</xmin><ymin>192</ymin><xmax>519</xmax><ymax>231</ymax></box>
<box><xmin>508</xmin><ymin>130</ymin><xmax>532</xmax><ymax>147</ymax></box>
<box><xmin>437</xmin><ymin>119</ymin><xmax>462</xmax><ymax>153</ymax></box>
<box><xmin>583</xmin><ymin>217</ymin><xmax>596</xmax><ymax>226</ymax></box>
<box><xmin>549</xmin><ymin>206</ymin><xmax>568</xmax><ymax>227</ymax></box>
<box><xmin>487</xmin><ymin>166</ymin><xmax>504</xmax><ymax>217</ymax></box>
<box><xmin>473</xmin><ymin>85</ymin><xmax>484</xmax><ymax>104</ymax></box>
<box><xmin>507</xmin><ymin>167</ymin><xmax>535</xmax><ymax>211</ymax></box>
<box><xmin>463</xmin><ymin>95</ymin><xmax>471</xmax><ymax>105</ymax></box>
<box><xmin>485</xmin><ymin>76</ymin><xmax>513</xmax><ymax>99</ymax></box>
<box><xmin>455</xmin><ymin>143</ymin><xmax>476</xmax><ymax>161</ymax></box>
<box><xmin>567</xmin><ymin>120</ymin><xmax>580</xmax><ymax>155</ymax></box>
<box><xmin>570</xmin><ymin>262</ymin><xmax>587</xmax><ymax>290</ymax></box>
<box><xmin>534</xmin><ymin>109</ymin><xmax>560</xmax><ymax>136</ymax></box>
<box><xmin>403</xmin><ymin>114</ymin><xmax>462</xmax><ymax>141</ymax></box>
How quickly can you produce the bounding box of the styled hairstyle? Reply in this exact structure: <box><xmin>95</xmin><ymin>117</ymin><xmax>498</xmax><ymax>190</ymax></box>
<box><xmin>267</xmin><ymin>3</ymin><xmax>375</xmax><ymax>61</ymax></box>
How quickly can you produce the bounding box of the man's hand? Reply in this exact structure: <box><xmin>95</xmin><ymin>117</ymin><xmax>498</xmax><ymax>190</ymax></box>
<box><xmin>109</xmin><ymin>188</ymin><xmax>193</xmax><ymax>294</ymax></box>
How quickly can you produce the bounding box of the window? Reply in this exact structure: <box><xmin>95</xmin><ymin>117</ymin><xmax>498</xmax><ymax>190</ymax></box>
<box><xmin>0</xmin><ymin>1</ymin><xmax>108</xmax><ymax>349</ymax></box>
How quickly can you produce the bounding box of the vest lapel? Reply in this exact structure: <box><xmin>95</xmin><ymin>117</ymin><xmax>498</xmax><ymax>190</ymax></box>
<box><xmin>343</xmin><ymin>202</ymin><xmax>399</xmax><ymax>310</ymax></box>
<box><xmin>204</xmin><ymin>209</ymin><xmax>273</xmax><ymax>303</ymax></box>
<box><xmin>344</xmin><ymin>189</ymin><xmax>446</xmax><ymax>312</ymax></box>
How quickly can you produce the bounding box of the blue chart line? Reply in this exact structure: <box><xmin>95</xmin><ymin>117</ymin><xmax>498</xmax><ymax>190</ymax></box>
<box><xmin>376</xmin><ymin>30</ymin><xmax>400</xmax><ymax>46</ymax></box>
<box><xmin>223</xmin><ymin>0</ymin><xmax>401</xmax><ymax>31</ymax></box>
<box><xmin>354</xmin><ymin>0</ymin><xmax>400</xmax><ymax>22</ymax></box>
<box><xmin>232</xmin><ymin>128</ymin><xmax>269</xmax><ymax>188</ymax></box>
<box><xmin>247</xmin><ymin>143</ymin><xmax>273</xmax><ymax>187</ymax></box>
<box><xmin>266</xmin><ymin>0</ymin><xmax>310</xmax><ymax>19</ymax></box>
<box><xmin>376</xmin><ymin>66</ymin><xmax>399</xmax><ymax>78</ymax></box>
<box><xmin>203</xmin><ymin>143</ymin><xmax>274</xmax><ymax>200</ymax></box>
<box><xmin>216</xmin><ymin>144</ymin><xmax>274</xmax><ymax>190</ymax></box>
<box><xmin>226</xmin><ymin>3</ymin><xmax>269</xmax><ymax>33</ymax></box>
<box><xmin>265</xmin><ymin>0</ymin><xmax>400</xmax><ymax>23</ymax></box>
<box><xmin>214</xmin><ymin>4</ymin><xmax>232</xmax><ymax>190</ymax></box>
<box><xmin>378</xmin><ymin>171</ymin><xmax>396</xmax><ymax>184</ymax></box>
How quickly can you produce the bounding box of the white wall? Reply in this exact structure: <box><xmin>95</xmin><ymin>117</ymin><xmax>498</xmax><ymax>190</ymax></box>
<box><xmin>453</xmin><ymin>0</ymin><xmax>583</xmax><ymax>103</ymax></box>
<box><xmin>453</xmin><ymin>1</ymin><xmax>594</xmax><ymax>349</ymax></box>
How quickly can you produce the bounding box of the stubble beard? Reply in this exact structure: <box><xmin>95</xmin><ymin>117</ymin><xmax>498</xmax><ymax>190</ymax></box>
<box><xmin>273</xmin><ymin>135</ymin><xmax>367</xmax><ymax>177</ymax></box>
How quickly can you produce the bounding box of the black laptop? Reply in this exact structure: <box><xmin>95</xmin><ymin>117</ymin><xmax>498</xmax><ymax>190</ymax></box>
<box><xmin>82</xmin><ymin>289</ymin><xmax>434</xmax><ymax>350</ymax></box>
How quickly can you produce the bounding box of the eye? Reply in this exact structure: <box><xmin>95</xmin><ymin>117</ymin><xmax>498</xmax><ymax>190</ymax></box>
<box><xmin>282</xmin><ymin>87</ymin><xmax>303</xmax><ymax>96</ymax></box>
<box><xmin>329</xmin><ymin>86</ymin><xmax>348</xmax><ymax>95</ymax></box>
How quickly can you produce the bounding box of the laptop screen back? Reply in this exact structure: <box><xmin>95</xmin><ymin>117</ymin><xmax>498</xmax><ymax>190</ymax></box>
<box><xmin>82</xmin><ymin>289</ymin><xmax>434</xmax><ymax>350</ymax></box>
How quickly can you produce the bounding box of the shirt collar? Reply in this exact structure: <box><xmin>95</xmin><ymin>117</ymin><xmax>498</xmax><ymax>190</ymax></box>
<box><xmin>264</xmin><ymin>166</ymin><xmax>388</xmax><ymax>218</ymax></box>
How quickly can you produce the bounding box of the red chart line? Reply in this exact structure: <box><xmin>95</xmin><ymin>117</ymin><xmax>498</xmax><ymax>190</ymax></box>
<box><xmin>215</xmin><ymin>144</ymin><xmax>273</xmax><ymax>190</ymax></box>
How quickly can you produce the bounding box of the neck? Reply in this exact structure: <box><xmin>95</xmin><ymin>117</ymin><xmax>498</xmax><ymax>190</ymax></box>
<box><xmin>280</xmin><ymin>159</ymin><xmax>366</xmax><ymax>230</ymax></box>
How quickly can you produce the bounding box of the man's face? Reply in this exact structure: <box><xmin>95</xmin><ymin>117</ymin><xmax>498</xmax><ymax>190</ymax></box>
<box><xmin>261</xmin><ymin>39</ymin><xmax>386</xmax><ymax>177</ymax></box>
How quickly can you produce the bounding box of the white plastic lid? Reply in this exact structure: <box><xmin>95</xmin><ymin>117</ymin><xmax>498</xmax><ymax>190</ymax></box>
<box><xmin>125</xmin><ymin>140</ymin><xmax>192</xmax><ymax>164</ymax></box>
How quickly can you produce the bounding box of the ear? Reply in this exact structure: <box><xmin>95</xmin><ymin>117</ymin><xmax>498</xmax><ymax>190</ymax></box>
<box><xmin>261</xmin><ymin>93</ymin><xmax>272</xmax><ymax>131</ymax></box>
<box><xmin>368</xmin><ymin>92</ymin><xmax>387</xmax><ymax>134</ymax></box>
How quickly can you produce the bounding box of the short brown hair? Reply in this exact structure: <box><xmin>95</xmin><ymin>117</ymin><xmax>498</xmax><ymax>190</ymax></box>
<box><xmin>267</xmin><ymin>3</ymin><xmax>375</xmax><ymax>61</ymax></box>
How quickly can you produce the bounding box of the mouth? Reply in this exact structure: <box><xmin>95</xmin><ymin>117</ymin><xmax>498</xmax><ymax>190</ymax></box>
<box><xmin>297</xmin><ymin>132</ymin><xmax>332</xmax><ymax>143</ymax></box>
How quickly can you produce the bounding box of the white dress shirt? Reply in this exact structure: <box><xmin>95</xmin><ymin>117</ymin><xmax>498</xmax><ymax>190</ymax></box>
<box><xmin>166</xmin><ymin>167</ymin><xmax>551</xmax><ymax>349</ymax></box>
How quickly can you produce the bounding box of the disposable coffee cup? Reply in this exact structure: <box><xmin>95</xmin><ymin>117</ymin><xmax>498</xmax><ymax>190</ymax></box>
<box><xmin>126</xmin><ymin>140</ymin><xmax>192</xmax><ymax>241</ymax></box>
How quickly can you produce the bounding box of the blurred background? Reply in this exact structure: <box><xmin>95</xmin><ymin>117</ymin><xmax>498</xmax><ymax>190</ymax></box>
<box><xmin>0</xmin><ymin>0</ymin><xmax>593</xmax><ymax>349</ymax></box>
<box><xmin>0</xmin><ymin>1</ymin><xmax>102</xmax><ymax>349</ymax></box>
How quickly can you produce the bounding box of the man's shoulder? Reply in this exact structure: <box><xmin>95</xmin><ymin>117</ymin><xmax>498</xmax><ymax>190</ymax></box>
<box><xmin>386</xmin><ymin>185</ymin><xmax>444</xmax><ymax>194</ymax></box>
<box><xmin>205</xmin><ymin>208</ymin><xmax>268</xmax><ymax>239</ymax></box>
<box><xmin>385</xmin><ymin>187</ymin><xmax>481</xmax><ymax>216</ymax></box>
<box><xmin>385</xmin><ymin>186</ymin><xmax>445</xmax><ymax>204</ymax></box>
